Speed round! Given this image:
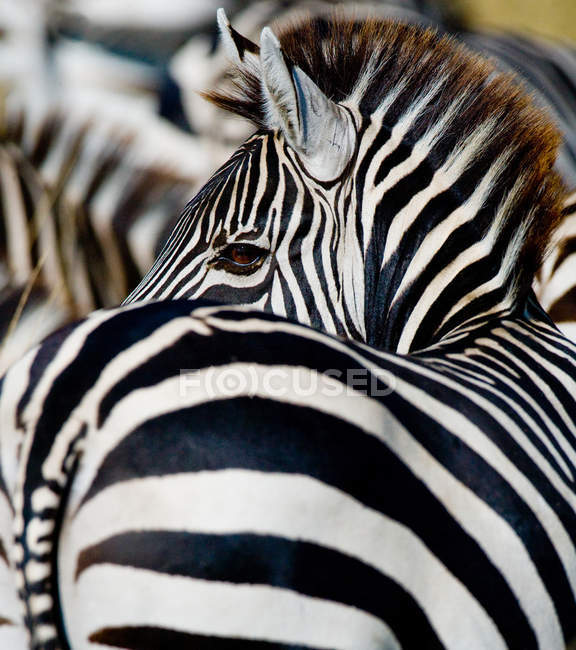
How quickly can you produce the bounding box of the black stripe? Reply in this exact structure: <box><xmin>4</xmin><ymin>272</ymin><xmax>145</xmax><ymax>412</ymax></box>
<box><xmin>553</xmin><ymin>238</ymin><xmax>576</xmax><ymax>272</ymax></box>
<box><xmin>78</xmin><ymin>531</ymin><xmax>443</xmax><ymax>649</ymax></box>
<box><xmin>549</xmin><ymin>286</ymin><xmax>576</xmax><ymax>323</ymax></box>
<box><xmin>238</xmin><ymin>141</ymin><xmax>264</xmax><ymax>226</ymax></box>
<box><xmin>90</xmin><ymin>627</ymin><xmax>308</xmax><ymax>649</ymax></box>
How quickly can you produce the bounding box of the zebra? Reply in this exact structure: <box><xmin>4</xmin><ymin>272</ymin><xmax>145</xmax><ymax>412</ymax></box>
<box><xmin>535</xmin><ymin>190</ymin><xmax>576</xmax><ymax>341</ymax></box>
<box><xmin>1</xmin><ymin>8</ymin><xmax>576</xmax><ymax>649</ymax></box>
<box><xmin>170</xmin><ymin>0</ymin><xmax>576</xmax><ymax>336</ymax></box>
<box><xmin>0</xmin><ymin>99</ymin><xmax>205</xmax><ymax>372</ymax></box>
<box><xmin>126</xmin><ymin>8</ymin><xmax>565</xmax><ymax>352</ymax></box>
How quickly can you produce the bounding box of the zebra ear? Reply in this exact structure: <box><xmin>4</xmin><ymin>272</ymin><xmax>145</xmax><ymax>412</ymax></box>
<box><xmin>217</xmin><ymin>8</ymin><xmax>260</xmax><ymax>65</ymax></box>
<box><xmin>259</xmin><ymin>27</ymin><xmax>355</xmax><ymax>181</ymax></box>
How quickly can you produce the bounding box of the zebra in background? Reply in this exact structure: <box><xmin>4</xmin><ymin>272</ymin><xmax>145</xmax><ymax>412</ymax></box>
<box><xmin>0</xmin><ymin>100</ymin><xmax>206</xmax><ymax>372</ymax></box>
<box><xmin>0</xmin><ymin>0</ymin><xmax>239</xmax><ymax>371</ymax></box>
<box><xmin>1</xmin><ymin>9</ymin><xmax>576</xmax><ymax>648</ymax></box>
<box><xmin>535</xmin><ymin>190</ymin><xmax>576</xmax><ymax>341</ymax></box>
<box><xmin>459</xmin><ymin>30</ymin><xmax>576</xmax><ymax>188</ymax></box>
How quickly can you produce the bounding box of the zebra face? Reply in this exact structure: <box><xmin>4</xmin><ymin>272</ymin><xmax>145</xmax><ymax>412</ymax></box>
<box><xmin>126</xmin><ymin>123</ymin><xmax>368</xmax><ymax>340</ymax></box>
<box><xmin>125</xmin><ymin>14</ymin><xmax>369</xmax><ymax>340</ymax></box>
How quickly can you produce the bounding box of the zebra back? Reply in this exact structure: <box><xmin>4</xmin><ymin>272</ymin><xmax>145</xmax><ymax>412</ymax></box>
<box><xmin>1</xmin><ymin>296</ymin><xmax>575</xmax><ymax>648</ymax></box>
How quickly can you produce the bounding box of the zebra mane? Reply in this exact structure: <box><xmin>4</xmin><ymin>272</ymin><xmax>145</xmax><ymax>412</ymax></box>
<box><xmin>205</xmin><ymin>14</ymin><xmax>565</xmax><ymax>294</ymax></box>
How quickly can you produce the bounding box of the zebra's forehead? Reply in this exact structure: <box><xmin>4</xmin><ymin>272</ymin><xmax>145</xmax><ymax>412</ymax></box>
<box><xmin>188</xmin><ymin>129</ymin><xmax>339</xmax><ymax>248</ymax></box>
<box><xmin>188</xmin><ymin>133</ymin><xmax>272</xmax><ymax>237</ymax></box>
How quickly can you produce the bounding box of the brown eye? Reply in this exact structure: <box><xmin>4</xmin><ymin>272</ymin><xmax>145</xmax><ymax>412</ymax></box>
<box><xmin>212</xmin><ymin>243</ymin><xmax>268</xmax><ymax>274</ymax></box>
<box><xmin>226</xmin><ymin>244</ymin><xmax>262</xmax><ymax>266</ymax></box>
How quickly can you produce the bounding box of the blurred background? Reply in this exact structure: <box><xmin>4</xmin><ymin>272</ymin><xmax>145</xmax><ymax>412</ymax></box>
<box><xmin>1</xmin><ymin>0</ymin><xmax>574</xmax><ymax>158</ymax></box>
<box><xmin>453</xmin><ymin>0</ymin><xmax>576</xmax><ymax>42</ymax></box>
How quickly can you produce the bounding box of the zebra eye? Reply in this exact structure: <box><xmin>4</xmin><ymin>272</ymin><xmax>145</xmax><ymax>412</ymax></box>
<box><xmin>212</xmin><ymin>243</ymin><xmax>267</xmax><ymax>274</ymax></box>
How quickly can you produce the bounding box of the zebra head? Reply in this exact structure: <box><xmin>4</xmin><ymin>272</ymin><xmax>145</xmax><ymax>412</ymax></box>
<box><xmin>126</xmin><ymin>9</ymin><xmax>564</xmax><ymax>353</ymax></box>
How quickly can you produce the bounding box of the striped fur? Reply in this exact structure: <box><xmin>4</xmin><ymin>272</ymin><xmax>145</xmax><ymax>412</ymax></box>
<box><xmin>127</xmin><ymin>14</ymin><xmax>564</xmax><ymax>354</ymax></box>
<box><xmin>0</xmin><ymin>103</ymin><xmax>194</xmax><ymax>371</ymax></box>
<box><xmin>0</xmin><ymin>297</ymin><xmax>575</xmax><ymax>648</ymax></box>
<box><xmin>535</xmin><ymin>190</ymin><xmax>576</xmax><ymax>341</ymax></box>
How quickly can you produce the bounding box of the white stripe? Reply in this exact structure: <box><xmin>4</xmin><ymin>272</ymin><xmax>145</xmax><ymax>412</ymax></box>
<box><xmin>558</xmin><ymin>322</ymin><xmax>576</xmax><ymax>341</ymax></box>
<box><xmin>0</xmin><ymin>347</ymin><xmax>36</xmax><ymax>498</ymax></box>
<box><xmin>270</xmin><ymin>271</ymin><xmax>287</xmax><ymax>317</ymax></box>
<box><xmin>68</xmin><ymin>565</ymin><xmax>398</xmax><ymax>650</ymax></box>
<box><xmin>273</xmin><ymin>164</ymin><xmax>312</xmax><ymax>326</ymax></box>
<box><xmin>245</xmin><ymin>140</ymin><xmax>269</xmax><ymax>232</ymax></box>
<box><xmin>300</xmin><ymin>191</ymin><xmax>339</xmax><ymax>335</ymax></box>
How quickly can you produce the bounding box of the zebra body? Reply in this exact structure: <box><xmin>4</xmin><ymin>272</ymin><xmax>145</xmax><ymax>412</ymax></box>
<box><xmin>1</xmin><ymin>8</ymin><xmax>576</xmax><ymax>649</ymax></box>
<box><xmin>0</xmin><ymin>297</ymin><xmax>575</xmax><ymax>648</ymax></box>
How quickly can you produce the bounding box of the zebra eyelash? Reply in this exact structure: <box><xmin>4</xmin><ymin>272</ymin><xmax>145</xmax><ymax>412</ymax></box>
<box><xmin>209</xmin><ymin>243</ymin><xmax>269</xmax><ymax>274</ymax></box>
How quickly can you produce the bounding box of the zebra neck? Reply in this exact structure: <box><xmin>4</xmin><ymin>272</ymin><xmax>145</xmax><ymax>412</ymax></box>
<box><xmin>374</xmin><ymin>284</ymin><xmax>517</xmax><ymax>354</ymax></box>
<box><xmin>360</xmin><ymin>145</ymin><xmax>539</xmax><ymax>353</ymax></box>
<box><xmin>366</xmin><ymin>230</ymin><xmax>520</xmax><ymax>354</ymax></box>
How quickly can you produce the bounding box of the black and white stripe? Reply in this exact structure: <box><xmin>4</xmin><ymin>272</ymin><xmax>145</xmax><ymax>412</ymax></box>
<box><xmin>535</xmin><ymin>190</ymin><xmax>576</xmax><ymax>340</ymax></box>
<box><xmin>0</xmin><ymin>103</ymin><xmax>195</xmax><ymax>371</ymax></box>
<box><xmin>0</xmin><ymin>298</ymin><xmax>575</xmax><ymax>648</ymax></box>
<box><xmin>1</xmin><ymin>8</ymin><xmax>576</xmax><ymax>649</ymax></box>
